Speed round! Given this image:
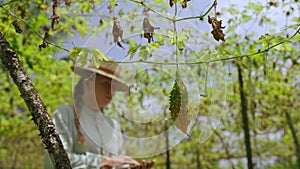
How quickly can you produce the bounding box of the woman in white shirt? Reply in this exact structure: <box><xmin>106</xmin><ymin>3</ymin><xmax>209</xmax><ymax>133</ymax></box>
<box><xmin>44</xmin><ymin>61</ymin><xmax>154</xmax><ymax>169</ymax></box>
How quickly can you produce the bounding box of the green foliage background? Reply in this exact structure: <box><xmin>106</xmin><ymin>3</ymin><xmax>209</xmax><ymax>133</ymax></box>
<box><xmin>0</xmin><ymin>0</ymin><xmax>299</xmax><ymax>168</ymax></box>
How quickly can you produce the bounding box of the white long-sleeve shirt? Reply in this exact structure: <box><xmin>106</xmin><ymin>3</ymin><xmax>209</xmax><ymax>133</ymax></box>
<box><xmin>44</xmin><ymin>105</ymin><xmax>124</xmax><ymax>169</ymax></box>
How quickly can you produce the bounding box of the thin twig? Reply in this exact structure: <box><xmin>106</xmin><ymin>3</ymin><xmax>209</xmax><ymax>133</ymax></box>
<box><xmin>1</xmin><ymin>0</ymin><xmax>17</xmax><ymax>6</ymax></box>
<box><xmin>0</xmin><ymin>4</ymin><xmax>69</xmax><ymax>52</ymax></box>
<box><xmin>113</xmin><ymin>26</ymin><xmax>300</xmax><ymax>65</ymax></box>
<box><xmin>129</xmin><ymin>0</ymin><xmax>173</xmax><ymax>21</ymax></box>
<box><xmin>174</xmin><ymin>0</ymin><xmax>217</xmax><ymax>22</ymax></box>
<box><xmin>173</xmin><ymin>3</ymin><xmax>178</xmax><ymax>70</ymax></box>
<box><xmin>129</xmin><ymin>0</ymin><xmax>217</xmax><ymax>23</ymax></box>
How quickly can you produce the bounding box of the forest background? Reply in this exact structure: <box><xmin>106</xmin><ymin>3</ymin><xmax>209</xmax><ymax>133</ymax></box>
<box><xmin>0</xmin><ymin>0</ymin><xmax>299</xmax><ymax>168</ymax></box>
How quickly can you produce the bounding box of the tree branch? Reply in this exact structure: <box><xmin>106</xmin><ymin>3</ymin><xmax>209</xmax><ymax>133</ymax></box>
<box><xmin>0</xmin><ymin>32</ymin><xmax>71</xmax><ymax>169</ymax></box>
<box><xmin>285</xmin><ymin>111</ymin><xmax>300</xmax><ymax>169</ymax></box>
<box><xmin>115</xmin><ymin>26</ymin><xmax>300</xmax><ymax>65</ymax></box>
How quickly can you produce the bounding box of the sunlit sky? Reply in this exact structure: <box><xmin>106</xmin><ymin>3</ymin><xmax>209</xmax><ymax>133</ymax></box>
<box><xmin>55</xmin><ymin>0</ymin><xmax>299</xmax><ymax>59</ymax></box>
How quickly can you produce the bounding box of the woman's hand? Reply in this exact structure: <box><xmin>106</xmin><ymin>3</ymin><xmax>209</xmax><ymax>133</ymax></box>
<box><xmin>100</xmin><ymin>155</ymin><xmax>140</xmax><ymax>168</ymax></box>
<box><xmin>100</xmin><ymin>155</ymin><xmax>155</xmax><ymax>169</ymax></box>
<box><xmin>135</xmin><ymin>160</ymin><xmax>155</xmax><ymax>169</ymax></box>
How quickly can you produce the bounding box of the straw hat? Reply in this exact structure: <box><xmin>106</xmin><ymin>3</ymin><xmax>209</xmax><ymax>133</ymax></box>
<box><xmin>72</xmin><ymin>62</ymin><xmax>128</xmax><ymax>92</ymax></box>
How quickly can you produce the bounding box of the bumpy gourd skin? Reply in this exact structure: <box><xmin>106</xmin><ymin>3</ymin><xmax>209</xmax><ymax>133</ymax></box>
<box><xmin>169</xmin><ymin>72</ymin><xmax>190</xmax><ymax>133</ymax></box>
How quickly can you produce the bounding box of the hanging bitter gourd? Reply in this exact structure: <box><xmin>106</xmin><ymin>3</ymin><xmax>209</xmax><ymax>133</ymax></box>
<box><xmin>169</xmin><ymin>71</ymin><xmax>190</xmax><ymax>134</ymax></box>
<box><xmin>169</xmin><ymin>80</ymin><xmax>181</xmax><ymax>121</ymax></box>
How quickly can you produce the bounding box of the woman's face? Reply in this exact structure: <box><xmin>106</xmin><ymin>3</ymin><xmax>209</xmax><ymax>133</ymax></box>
<box><xmin>83</xmin><ymin>75</ymin><xmax>115</xmax><ymax>111</ymax></box>
<box><xmin>94</xmin><ymin>75</ymin><xmax>115</xmax><ymax>108</ymax></box>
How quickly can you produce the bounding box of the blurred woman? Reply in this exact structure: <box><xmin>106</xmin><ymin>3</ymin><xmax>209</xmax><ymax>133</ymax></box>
<box><xmin>44</xmin><ymin>61</ymin><xmax>154</xmax><ymax>169</ymax></box>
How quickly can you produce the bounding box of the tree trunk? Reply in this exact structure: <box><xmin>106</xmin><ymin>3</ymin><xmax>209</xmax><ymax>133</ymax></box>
<box><xmin>0</xmin><ymin>32</ymin><xmax>71</xmax><ymax>169</ymax></box>
<box><xmin>237</xmin><ymin>64</ymin><xmax>253</xmax><ymax>169</ymax></box>
<box><xmin>196</xmin><ymin>148</ymin><xmax>202</xmax><ymax>169</ymax></box>
<box><xmin>285</xmin><ymin>111</ymin><xmax>300</xmax><ymax>168</ymax></box>
<box><xmin>165</xmin><ymin>126</ymin><xmax>171</xmax><ymax>169</ymax></box>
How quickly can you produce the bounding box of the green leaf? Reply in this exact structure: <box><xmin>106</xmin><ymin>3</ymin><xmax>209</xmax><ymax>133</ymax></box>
<box><xmin>127</xmin><ymin>40</ymin><xmax>142</xmax><ymax>59</ymax></box>
<box><xmin>109</xmin><ymin>0</ymin><xmax>116</xmax><ymax>12</ymax></box>
<box><xmin>167</xmin><ymin>29</ymin><xmax>175</xmax><ymax>38</ymax></box>
<box><xmin>69</xmin><ymin>47</ymin><xmax>82</xmax><ymax>60</ymax></box>
<box><xmin>283</xmin><ymin>43</ymin><xmax>293</xmax><ymax>52</ymax></box>
<box><xmin>177</xmin><ymin>40</ymin><xmax>185</xmax><ymax>51</ymax></box>
<box><xmin>92</xmin><ymin>55</ymin><xmax>101</xmax><ymax>68</ymax></box>
<box><xmin>138</xmin><ymin>46</ymin><xmax>149</xmax><ymax>60</ymax></box>
<box><xmin>247</xmin><ymin>2</ymin><xmax>263</xmax><ymax>13</ymax></box>
<box><xmin>128</xmin><ymin>45</ymin><xmax>141</xmax><ymax>59</ymax></box>
<box><xmin>242</xmin><ymin>14</ymin><xmax>251</xmax><ymax>22</ymax></box>
<box><xmin>252</xmin><ymin>53</ymin><xmax>265</xmax><ymax>67</ymax></box>
<box><xmin>72</xmin><ymin>47</ymin><xmax>108</xmax><ymax>66</ymax></box>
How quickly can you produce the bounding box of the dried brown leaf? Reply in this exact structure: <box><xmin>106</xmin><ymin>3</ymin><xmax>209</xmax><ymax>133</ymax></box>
<box><xmin>12</xmin><ymin>21</ymin><xmax>22</xmax><ymax>33</ymax></box>
<box><xmin>143</xmin><ymin>18</ymin><xmax>159</xmax><ymax>43</ymax></box>
<box><xmin>64</xmin><ymin>0</ymin><xmax>71</xmax><ymax>6</ymax></box>
<box><xmin>175</xmin><ymin>111</ymin><xmax>190</xmax><ymax>134</ymax></box>
<box><xmin>169</xmin><ymin>0</ymin><xmax>190</xmax><ymax>8</ymax></box>
<box><xmin>208</xmin><ymin>15</ymin><xmax>226</xmax><ymax>41</ymax></box>
<box><xmin>39</xmin><ymin>31</ymin><xmax>49</xmax><ymax>50</ymax></box>
<box><xmin>112</xmin><ymin>18</ymin><xmax>125</xmax><ymax>49</ymax></box>
<box><xmin>169</xmin><ymin>0</ymin><xmax>175</xmax><ymax>7</ymax></box>
<box><xmin>51</xmin><ymin>1</ymin><xmax>59</xmax><ymax>29</ymax></box>
<box><xmin>113</xmin><ymin>19</ymin><xmax>123</xmax><ymax>42</ymax></box>
<box><xmin>181</xmin><ymin>0</ymin><xmax>191</xmax><ymax>8</ymax></box>
<box><xmin>211</xmin><ymin>29</ymin><xmax>225</xmax><ymax>41</ymax></box>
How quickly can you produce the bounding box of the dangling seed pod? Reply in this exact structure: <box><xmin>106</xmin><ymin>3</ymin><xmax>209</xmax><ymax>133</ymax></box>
<box><xmin>112</xmin><ymin>17</ymin><xmax>125</xmax><ymax>49</ymax></box>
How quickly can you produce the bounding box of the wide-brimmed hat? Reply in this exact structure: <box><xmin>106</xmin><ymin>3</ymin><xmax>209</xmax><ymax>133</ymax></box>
<box><xmin>72</xmin><ymin>62</ymin><xmax>128</xmax><ymax>92</ymax></box>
